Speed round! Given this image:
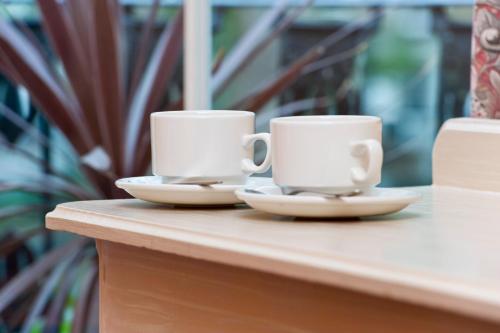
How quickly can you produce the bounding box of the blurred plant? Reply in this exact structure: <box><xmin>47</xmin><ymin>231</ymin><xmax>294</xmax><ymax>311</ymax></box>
<box><xmin>0</xmin><ymin>0</ymin><xmax>381</xmax><ymax>331</ymax></box>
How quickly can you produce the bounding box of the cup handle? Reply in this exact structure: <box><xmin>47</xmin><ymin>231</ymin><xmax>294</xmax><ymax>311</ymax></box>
<box><xmin>349</xmin><ymin>139</ymin><xmax>383</xmax><ymax>186</ymax></box>
<box><xmin>241</xmin><ymin>133</ymin><xmax>272</xmax><ymax>174</ymax></box>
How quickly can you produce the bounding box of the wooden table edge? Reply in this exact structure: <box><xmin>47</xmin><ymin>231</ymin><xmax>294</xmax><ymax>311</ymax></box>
<box><xmin>45</xmin><ymin>194</ymin><xmax>500</xmax><ymax>324</ymax></box>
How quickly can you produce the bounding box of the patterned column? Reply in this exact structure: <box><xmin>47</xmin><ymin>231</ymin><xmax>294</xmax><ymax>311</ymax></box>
<box><xmin>472</xmin><ymin>0</ymin><xmax>500</xmax><ymax>118</ymax></box>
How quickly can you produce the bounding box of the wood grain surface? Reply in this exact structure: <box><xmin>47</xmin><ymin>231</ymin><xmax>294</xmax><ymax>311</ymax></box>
<box><xmin>47</xmin><ymin>186</ymin><xmax>500</xmax><ymax>322</ymax></box>
<box><xmin>97</xmin><ymin>240</ymin><xmax>500</xmax><ymax>333</ymax></box>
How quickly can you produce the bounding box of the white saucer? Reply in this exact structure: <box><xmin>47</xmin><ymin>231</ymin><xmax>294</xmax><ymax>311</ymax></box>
<box><xmin>235</xmin><ymin>185</ymin><xmax>420</xmax><ymax>218</ymax></box>
<box><xmin>115</xmin><ymin>176</ymin><xmax>273</xmax><ymax>206</ymax></box>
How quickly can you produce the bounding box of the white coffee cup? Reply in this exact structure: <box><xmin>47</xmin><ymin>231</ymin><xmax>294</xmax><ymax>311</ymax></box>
<box><xmin>151</xmin><ymin>110</ymin><xmax>271</xmax><ymax>184</ymax></box>
<box><xmin>270</xmin><ymin>115</ymin><xmax>383</xmax><ymax>194</ymax></box>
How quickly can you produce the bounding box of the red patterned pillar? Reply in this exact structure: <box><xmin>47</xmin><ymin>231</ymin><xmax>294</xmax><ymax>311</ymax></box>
<box><xmin>472</xmin><ymin>0</ymin><xmax>500</xmax><ymax>118</ymax></box>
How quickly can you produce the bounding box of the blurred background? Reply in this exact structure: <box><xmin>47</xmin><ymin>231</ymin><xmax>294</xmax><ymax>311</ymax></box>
<box><xmin>0</xmin><ymin>0</ymin><xmax>473</xmax><ymax>332</ymax></box>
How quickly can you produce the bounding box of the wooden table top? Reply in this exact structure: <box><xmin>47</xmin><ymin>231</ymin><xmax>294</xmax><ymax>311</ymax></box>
<box><xmin>46</xmin><ymin>185</ymin><xmax>500</xmax><ymax>323</ymax></box>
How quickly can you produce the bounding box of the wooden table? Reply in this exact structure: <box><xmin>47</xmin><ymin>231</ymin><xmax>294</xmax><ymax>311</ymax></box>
<box><xmin>46</xmin><ymin>118</ymin><xmax>500</xmax><ymax>332</ymax></box>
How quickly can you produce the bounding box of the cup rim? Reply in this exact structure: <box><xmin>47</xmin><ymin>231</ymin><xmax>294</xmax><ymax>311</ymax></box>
<box><xmin>271</xmin><ymin>115</ymin><xmax>380</xmax><ymax>125</ymax></box>
<box><xmin>151</xmin><ymin>110</ymin><xmax>254</xmax><ymax>118</ymax></box>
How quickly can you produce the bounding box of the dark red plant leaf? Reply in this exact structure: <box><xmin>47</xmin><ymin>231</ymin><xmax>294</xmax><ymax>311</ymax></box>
<box><xmin>0</xmin><ymin>182</ymin><xmax>89</xmax><ymax>200</ymax></box>
<box><xmin>43</xmin><ymin>262</ymin><xmax>79</xmax><ymax>333</ymax></box>
<box><xmin>1</xmin><ymin>289</ymin><xmax>37</xmax><ymax>329</ymax></box>
<box><xmin>0</xmin><ymin>238</ymin><xmax>88</xmax><ymax>314</ymax></box>
<box><xmin>89</xmin><ymin>0</ymin><xmax>125</xmax><ymax>176</ymax></box>
<box><xmin>233</xmin><ymin>9</ymin><xmax>383</xmax><ymax>112</ymax></box>
<box><xmin>0</xmin><ymin>123</ymin><xmax>107</xmax><ymax>198</ymax></box>
<box><xmin>301</xmin><ymin>42</ymin><xmax>369</xmax><ymax>75</ymax></box>
<box><xmin>20</xmin><ymin>250</ymin><xmax>80</xmax><ymax>333</ymax></box>
<box><xmin>132</xmin><ymin>127</ymin><xmax>152</xmax><ymax>176</ymax></box>
<box><xmin>0</xmin><ymin>19</ymin><xmax>93</xmax><ymax>154</ymax></box>
<box><xmin>125</xmin><ymin>8</ymin><xmax>183</xmax><ymax>175</ymax></box>
<box><xmin>0</xmin><ymin>4</ymin><xmax>56</xmax><ymax>76</ymax></box>
<box><xmin>37</xmin><ymin>0</ymin><xmax>101</xmax><ymax>146</ymax></box>
<box><xmin>274</xmin><ymin>96</ymin><xmax>330</xmax><ymax>117</ymax></box>
<box><xmin>0</xmin><ymin>180</ymin><xmax>91</xmax><ymax>200</ymax></box>
<box><xmin>85</xmin><ymin>279</ymin><xmax>99</xmax><ymax>333</ymax></box>
<box><xmin>71</xmin><ymin>262</ymin><xmax>97</xmax><ymax>333</ymax></box>
<box><xmin>167</xmin><ymin>98</ymin><xmax>183</xmax><ymax>111</ymax></box>
<box><xmin>212</xmin><ymin>0</ymin><xmax>289</xmax><ymax>95</ymax></box>
<box><xmin>0</xmin><ymin>134</ymin><xmax>76</xmax><ymax>184</ymax></box>
<box><xmin>0</xmin><ymin>51</ymin><xmax>21</xmax><ymax>83</ymax></box>
<box><xmin>65</xmin><ymin>0</ymin><xmax>93</xmax><ymax>62</ymax></box>
<box><xmin>0</xmin><ymin>105</ymin><xmax>84</xmax><ymax>176</ymax></box>
<box><xmin>212</xmin><ymin>0</ymin><xmax>313</xmax><ymax>97</ymax></box>
<box><xmin>212</xmin><ymin>48</ymin><xmax>226</xmax><ymax>74</ymax></box>
<box><xmin>0</xmin><ymin>103</ymin><xmax>50</xmax><ymax>146</ymax></box>
<box><xmin>234</xmin><ymin>47</ymin><xmax>323</xmax><ymax>111</ymax></box>
<box><xmin>127</xmin><ymin>0</ymin><xmax>160</xmax><ymax>103</ymax></box>
<box><xmin>312</xmin><ymin>9</ymin><xmax>382</xmax><ymax>54</ymax></box>
<box><xmin>33</xmin><ymin>175</ymin><xmax>96</xmax><ymax>200</ymax></box>
<box><xmin>0</xmin><ymin>228</ymin><xmax>46</xmax><ymax>257</ymax></box>
<box><xmin>0</xmin><ymin>147</ymin><xmax>96</xmax><ymax>199</ymax></box>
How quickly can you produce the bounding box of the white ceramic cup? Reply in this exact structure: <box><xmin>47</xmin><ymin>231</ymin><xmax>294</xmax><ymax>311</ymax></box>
<box><xmin>270</xmin><ymin>115</ymin><xmax>383</xmax><ymax>194</ymax></box>
<box><xmin>151</xmin><ymin>110</ymin><xmax>271</xmax><ymax>184</ymax></box>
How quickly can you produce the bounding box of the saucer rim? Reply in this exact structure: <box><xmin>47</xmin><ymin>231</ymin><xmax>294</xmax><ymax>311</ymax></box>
<box><xmin>115</xmin><ymin>176</ymin><xmax>271</xmax><ymax>192</ymax></box>
<box><xmin>235</xmin><ymin>186</ymin><xmax>421</xmax><ymax>205</ymax></box>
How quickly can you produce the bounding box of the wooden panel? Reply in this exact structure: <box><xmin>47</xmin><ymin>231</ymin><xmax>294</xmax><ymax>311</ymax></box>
<box><xmin>46</xmin><ymin>186</ymin><xmax>500</xmax><ymax>322</ymax></box>
<box><xmin>433</xmin><ymin>117</ymin><xmax>500</xmax><ymax>191</ymax></box>
<box><xmin>97</xmin><ymin>241</ymin><xmax>499</xmax><ymax>333</ymax></box>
